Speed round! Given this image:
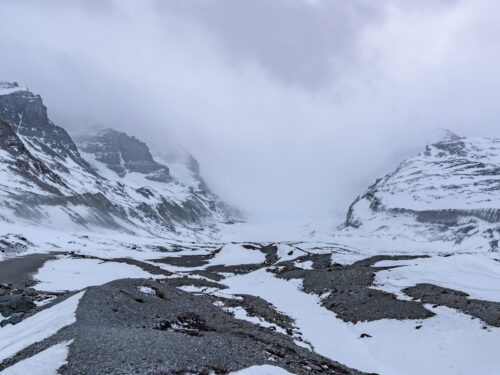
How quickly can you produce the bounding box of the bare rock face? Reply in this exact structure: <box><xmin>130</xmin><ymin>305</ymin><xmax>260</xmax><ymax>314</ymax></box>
<box><xmin>0</xmin><ymin>82</ymin><xmax>93</xmax><ymax>174</ymax></box>
<box><xmin>0</xmin><ymin>120</ymin><xmax>65</xmax><ymax>195</ymax></box>
<box><xmin>74</xmin><ymin>128</ymin><xmax>171</xmax><ymax>182</ymax></box>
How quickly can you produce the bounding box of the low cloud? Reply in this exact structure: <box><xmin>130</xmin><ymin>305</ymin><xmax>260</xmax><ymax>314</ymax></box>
<box><xmin>0</xmin><ymin>0</ymin><xmax>499</xmax><ymax>215</ymax></box>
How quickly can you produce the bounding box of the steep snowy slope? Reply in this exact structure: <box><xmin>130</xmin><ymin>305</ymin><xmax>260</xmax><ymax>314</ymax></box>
<box><xmin>0</xmin><ymin>82</ymin><xmax>237</xmax><ymax>238</ymax></box>
<box><xmin>342</xmin><ymin>132</ymin><xmax>500</xmax><ymax>251</ymax></box>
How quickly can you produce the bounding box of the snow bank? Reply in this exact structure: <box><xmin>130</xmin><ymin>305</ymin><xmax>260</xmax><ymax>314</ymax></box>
<box><xmin>0</xmin><ymin>292</ymin><xmax>83</xmax><ymax>363</ymax></box>
<box><xmin>34</xmin><ymin>257</ymin><xmax>156</xmax><ymax>292</ymax></box>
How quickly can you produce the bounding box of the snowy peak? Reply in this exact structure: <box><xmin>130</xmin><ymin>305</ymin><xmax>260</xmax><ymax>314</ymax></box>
<box><xmin>0</xmin><ymin>81</ymin><xmax>28</xmax><ymax>95</ymax></box>
<box><xmin>74</xmin><ymin>128</ymin><xmax>171</xmax><ymax>182</ymax></box>
<box><xmin>344</xmin><ymin>135</ymin><xmax>500</xmax><ymax>251</ymax></box>
<box><xmin>0</xmin><ymin>82</ymin><xmax>92</xmax><ymax>173</ymax></box>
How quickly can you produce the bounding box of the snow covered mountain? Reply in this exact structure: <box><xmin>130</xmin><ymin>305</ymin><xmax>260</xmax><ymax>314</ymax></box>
<box><xmin>342</xmin><ymin>131</ymin><xmax>500</xmax><ymax>251</ymax></box>
<box><xmin>0</xmin><ymin>81</ymin><xmax>237</xmax><ymax>238</ymax></box>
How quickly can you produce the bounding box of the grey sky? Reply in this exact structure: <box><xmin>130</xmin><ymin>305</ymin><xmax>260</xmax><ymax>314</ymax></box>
<box><xmin>0</xmin><ymin>0</ymin><xmax>498</xmax><ymax>215</ymax></box>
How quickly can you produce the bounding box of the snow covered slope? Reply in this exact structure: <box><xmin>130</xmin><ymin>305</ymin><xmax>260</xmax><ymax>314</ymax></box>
<box><xmin>342</xmin><ymin>132</ymin><xmax>500</xmax><ymax>252</ymax></box>
<box><xmin>0</xmin><ymin>81</ymin><xmax>237</xmax><ymax>238</ymax></box>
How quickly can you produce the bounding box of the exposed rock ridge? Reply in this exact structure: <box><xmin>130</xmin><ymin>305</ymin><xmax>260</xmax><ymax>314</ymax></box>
<box><xmin>74</xmin><ymin>128</ymin><xmax>171</xmax><ymax>182</ymax></box>
<box><xmin>0</xmin><ymin>83</ymin><xmax>94</xmax><ymax>174</ymax></box>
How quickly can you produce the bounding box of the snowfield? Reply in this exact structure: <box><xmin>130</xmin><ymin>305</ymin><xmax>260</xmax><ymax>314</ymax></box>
<box><xmin>373</xmin><ymin>254</ymin><xmax>500</xmax><ymax>302</ymax></box>
<box><xmin>33</xmin><ymin>257</ymin><xmax>158</xmax><ymax>292</ymax></box>
<box><xmin>1</xmin><ymin>217</ymin><xmax>500</xmax><ymax>374</ymax></box>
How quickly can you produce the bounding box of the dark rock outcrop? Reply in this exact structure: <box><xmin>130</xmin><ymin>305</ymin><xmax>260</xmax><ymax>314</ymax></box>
<box><xmin>273</xmin><ymin>254</ymin><xmax>435</xmax><ymax>323</ymax></box>
<box><xmin>405</xmin><ymin>283</ymin><xmax>500</xmax><ymax>327</ymax></box>
<box><xmin>0</xmin><ymin>295</ymin><xmax>35</xmax><ymax>317</ymax></box>
<box><xmin>0</xmin><ymin>120</ymin><xmax>66</xmax><ymax>194</ymax></box>
<box><xmin>74</xmin><ymin>128</ymin><xmax>171</xmax><ymax>181</ymax></box>
<box><xmin>0</xmin><ymin>82</ymin><xmax>93</xmax><ymax>173</ymax></box>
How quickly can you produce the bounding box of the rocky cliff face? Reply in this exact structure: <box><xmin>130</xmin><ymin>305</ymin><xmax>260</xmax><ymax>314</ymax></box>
<box><xmin>343</xmin><ymin>132</ymin><xmax>500</xmax><ymax>251</ymax></box>
<box><xmin>0</xmin><ymin>120</ymin><xmax>66</xmax><ymax>196</ymax></box>
<box><xmin>74</xmin><ymin>129</ymin><xmax>171</xmax><ymax>182</ymax></box>
<box><xmin>0</xmin><ymin>82</ymin><xmax>92</xmax><ymax>174</ymax></box>
<box><xmin>0</xmin><ymin>82</ymin><xmax>237</xmax><ymax>238</ymax></box>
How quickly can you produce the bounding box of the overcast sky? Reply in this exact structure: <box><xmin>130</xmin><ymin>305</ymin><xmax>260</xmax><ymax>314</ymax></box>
<box><xmin>0</xmin><ymin>0</ymin><xmax>499</xmax><ymax>215</ymax></box>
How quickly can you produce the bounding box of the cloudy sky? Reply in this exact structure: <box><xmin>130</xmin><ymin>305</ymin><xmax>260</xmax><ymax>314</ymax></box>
<box><xmin>0</xmin><ymin>0</ymin><xmax>499</xmax><ymax>215</ymax></box>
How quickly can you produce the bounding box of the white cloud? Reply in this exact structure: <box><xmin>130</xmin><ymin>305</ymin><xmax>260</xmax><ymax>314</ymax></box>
<box><xmin>0</xmin><ymin>0</ymin><xmax>498</xmax><ymax>215</ymax></box>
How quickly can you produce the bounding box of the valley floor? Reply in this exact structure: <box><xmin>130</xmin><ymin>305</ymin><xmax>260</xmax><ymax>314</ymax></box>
<box><xmin>0</xmin><ymin>220</ymin><xmax>499</xmax><ymax>374</ymax></box>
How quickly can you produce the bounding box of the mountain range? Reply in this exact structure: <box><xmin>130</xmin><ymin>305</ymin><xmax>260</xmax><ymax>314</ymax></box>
<box><xmin>0</xmin><ymin>81</ymin><xmax>238</xmax><ymax>240</ymax></box>
<box><xmin>3</xmin><ymin>80</ymin><xmax>500</xmax><ymax>253</ymax></box>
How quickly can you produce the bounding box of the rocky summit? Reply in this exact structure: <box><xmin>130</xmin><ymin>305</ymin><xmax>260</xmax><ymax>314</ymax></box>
<box><xmin>0</xmin><ymin>82</ymin><xmax>92</xmax><ymax>173</ymax></box>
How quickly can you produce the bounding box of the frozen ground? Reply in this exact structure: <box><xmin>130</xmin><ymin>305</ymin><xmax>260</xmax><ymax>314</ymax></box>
<box><xmin>222</xmin><ymin>268</ymin><xmax>500</xmax><ymax>375</ymax></box>
<box><xmin>0</xmin><ymin>217</ymin><xmax>499</xmax><ymax>374</ymax></box>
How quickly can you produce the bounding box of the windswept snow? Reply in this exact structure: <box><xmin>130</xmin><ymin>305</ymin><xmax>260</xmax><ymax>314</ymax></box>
<box><xmin>0</xmin><ymin>292</ymin><xmax>83</xmax><ymax>363</ymax></box>
<box><xmin>0</xmin><ymin>341</ymin><xmax>72</xmax><ymax>375</ymax></box>
<box><xmin>33</xmin><ymin>257</ymin><xmax>156</xmax><ymax>292</ymax></box>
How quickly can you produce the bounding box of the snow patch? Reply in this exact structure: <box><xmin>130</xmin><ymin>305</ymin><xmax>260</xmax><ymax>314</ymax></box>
<box><xmin>209</xmin><ymin>244</ymin><xmax>266</xmax><ymax>266</ymax></box>
<box><xmin>34</xmin><ymin>257</ymin><xmax>156</xmax><ymax>292</ymax></box>
<box><xmin>0</xmin><ymin>292</ymin><xmax>84</xmax><ymax>363</ymax></box>
<box><xmin>230</xmin><ymin>365</ymin><xmax>294</xmax><ymax>374</ymax></box>
<box><xmin>137</xmin><ymin>286</ymin><xmax>156</xmax><ymax>296</ymax></box>
<box><xmin>0</xmin><ymin>340</ymin><xmax>72</xmax><ymax>375</ymax></box>
<box><xmin>373</xmin><ymin>254</ymin><xmax>500</xmax><ymax>302</ymax></box>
